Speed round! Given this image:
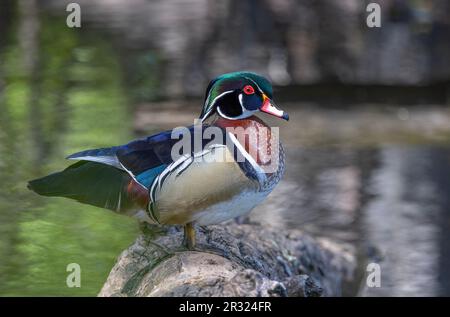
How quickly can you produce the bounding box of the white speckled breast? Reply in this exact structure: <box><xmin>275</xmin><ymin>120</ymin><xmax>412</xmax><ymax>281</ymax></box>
<box><xmin>260</xmin><ymin>142</ymin><xmax>285</xmax><ymax>193</ymax></box>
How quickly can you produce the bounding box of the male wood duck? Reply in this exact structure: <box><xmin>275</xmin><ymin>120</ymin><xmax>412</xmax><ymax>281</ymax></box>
<box><xmin>28</xmin><ymin>72</ymin><xmax>289</xmax><ymax>249</ymax></box>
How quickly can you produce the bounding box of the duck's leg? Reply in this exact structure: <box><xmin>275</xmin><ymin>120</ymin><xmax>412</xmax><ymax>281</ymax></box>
<box><xmin>183</xmin><ymin>222</ymin><xmax>196</xmax><ymax>250</ymax></box>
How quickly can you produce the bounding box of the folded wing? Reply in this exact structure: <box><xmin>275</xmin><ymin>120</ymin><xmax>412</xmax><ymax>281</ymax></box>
<box><xmin>28</xmin><ymin>129</ymin><xmax>181</xmax><ymax>213</ymax></box>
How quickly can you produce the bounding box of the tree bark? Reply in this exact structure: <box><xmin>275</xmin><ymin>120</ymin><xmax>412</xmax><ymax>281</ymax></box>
<box><xmin>99</xmin><ymin>222</ymin><xmax>356</xmax><ymax>297</ymax></box>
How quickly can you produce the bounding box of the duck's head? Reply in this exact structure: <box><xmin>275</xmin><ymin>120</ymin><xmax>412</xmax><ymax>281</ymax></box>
<box><xmin>199</xmin><ymin>72</ymin><xmax>289</xmax><ymax>122</ymax></box>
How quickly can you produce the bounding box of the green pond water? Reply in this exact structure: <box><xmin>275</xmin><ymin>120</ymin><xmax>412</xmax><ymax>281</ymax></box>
<box><xmin>0</xmin><ymin>17</ymin><xmax>139</xmax><ymax>296</ymax></box>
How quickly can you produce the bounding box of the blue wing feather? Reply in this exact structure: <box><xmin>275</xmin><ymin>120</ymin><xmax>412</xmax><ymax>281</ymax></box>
<box><xmin>64</xmin><ymin>125</ymin><xmax>219</xmax><ymax>189</ymax></box>
<box><xmin>116</xmin><ymin>130</ymin><xmax>178</xmax><ymax>175</ymax></box>
<box><xmin>64</xmin><ymin>129</ymin><xmax>185</xmax><ymax>188</ymax></box>
<box><xmin>66</xmin><ymin>147</ymin><xmax>121</xmax><ymax>160</ymax></box>
<box><xmin>135</xmin><ymin>164</ymin><xmax>167</xmax><ymax>188</ymax></box>
<box><xmin>29</xmin><ymin>124</ymin><xmax>229</xmax><ymax>212</ymax></box>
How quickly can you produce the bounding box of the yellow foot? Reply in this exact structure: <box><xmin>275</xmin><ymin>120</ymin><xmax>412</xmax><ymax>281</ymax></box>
<box><xmin>183</xmin><ymin>222</ymin><xmax>196</xmax><ymax>250</ymax></box>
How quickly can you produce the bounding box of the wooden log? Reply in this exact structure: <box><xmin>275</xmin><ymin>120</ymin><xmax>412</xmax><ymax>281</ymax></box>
<box><xmin>99</xmin><ymin>223</ymin><xmax>357</xmax><ymax>297</ymax></box>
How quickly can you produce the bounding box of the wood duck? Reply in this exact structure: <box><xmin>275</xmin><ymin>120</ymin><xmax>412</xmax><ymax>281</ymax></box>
<box><xmin>28</xmin><ymin>72</ymin><xmax>289</xmax><ymax>249</ymax></box>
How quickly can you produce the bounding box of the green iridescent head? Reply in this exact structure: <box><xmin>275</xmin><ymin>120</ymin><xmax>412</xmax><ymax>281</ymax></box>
<box><xmin>199</xmin><ymin>71</ymin><xmax>289</xmax><ymax>122</ymax></box>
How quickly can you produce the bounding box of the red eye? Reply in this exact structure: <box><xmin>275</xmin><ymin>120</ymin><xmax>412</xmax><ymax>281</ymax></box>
<box><xmin>243</xmin><ymin>85</ymin><xmax>255</xmax><ymax>95</ymax></box>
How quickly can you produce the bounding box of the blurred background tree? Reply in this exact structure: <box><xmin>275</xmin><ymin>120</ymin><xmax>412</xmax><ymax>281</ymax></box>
<box><xmin>36</xmin><ymin>0</ymin><xmax>450</xmax><ymax>99</ymax></box>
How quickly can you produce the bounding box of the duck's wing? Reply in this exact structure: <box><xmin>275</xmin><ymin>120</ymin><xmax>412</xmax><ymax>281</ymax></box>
<box><xmin>28</xmin><ymin>161</ymin><xmax>138</xmax><ymax>213</ymax></box>
<box><xmin>66</xmin><ymin>129</ymin><xmax>179</xmax><ymax>187</ymax></box>
<box><xmin>28</xmin><ymin>129</ymin><xmax>190</xmax><ymax>214</ymax></box>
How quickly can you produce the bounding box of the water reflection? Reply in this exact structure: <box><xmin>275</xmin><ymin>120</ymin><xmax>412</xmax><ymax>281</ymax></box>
<box><xmin>3</xmin><ymin>95</ymin><xmax>450</xmax><ymax>296</ymax></box>
<box><xmin>255</xmin><ymin>139</ymin><xmax>450</xmax><ymax>296</ymax></box>
<box><xmin>137</xmin><ymin>104</ymin><xmax>450</xmax><ymax>296</ymax></box>
<box><xmin>0</xmin><ymin>17</ymin><xmax>138</xmax><ymax>295</ymax></box>
<box><xmin>362</xmin><ymin>146</ymin><xmax>449</xmax><ymax>296</ymax></box>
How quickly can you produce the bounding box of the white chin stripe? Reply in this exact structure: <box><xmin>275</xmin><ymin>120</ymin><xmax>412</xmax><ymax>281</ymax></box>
<box><xmin>238</xmin><ymin>93</ymin><xmax>244</xmax><ymax>109</ymax></box>
<box><xmin>217</xmin><ymin>105</ymin><xmax>256</xmax><ymax>120</ymax></box>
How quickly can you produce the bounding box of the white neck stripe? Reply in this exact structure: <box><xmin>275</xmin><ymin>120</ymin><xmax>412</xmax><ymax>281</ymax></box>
<box><xmin>201</xmin><ymin>90</ymin><xmax>235</xmax><ymax>120</ymax></box>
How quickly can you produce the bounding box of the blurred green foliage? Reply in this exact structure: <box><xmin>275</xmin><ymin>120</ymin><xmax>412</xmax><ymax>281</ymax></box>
<box><xmin>123</xmin><ymin>50</ymin><xmax>163</xmax><ymax>103</ymax></box>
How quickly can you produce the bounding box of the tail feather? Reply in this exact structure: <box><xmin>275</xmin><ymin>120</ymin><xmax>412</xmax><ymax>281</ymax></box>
<box><xmin>28</xmin><ymin>161</ymin><xmax>137</xmax><ymax>212</ymax></box>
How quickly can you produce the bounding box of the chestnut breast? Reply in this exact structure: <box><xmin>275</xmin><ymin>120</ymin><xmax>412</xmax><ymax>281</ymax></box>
<box><xmin>213</xmin><ymin>116</ymin><xmax>278</xmax><ymax>172</ymax></box>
